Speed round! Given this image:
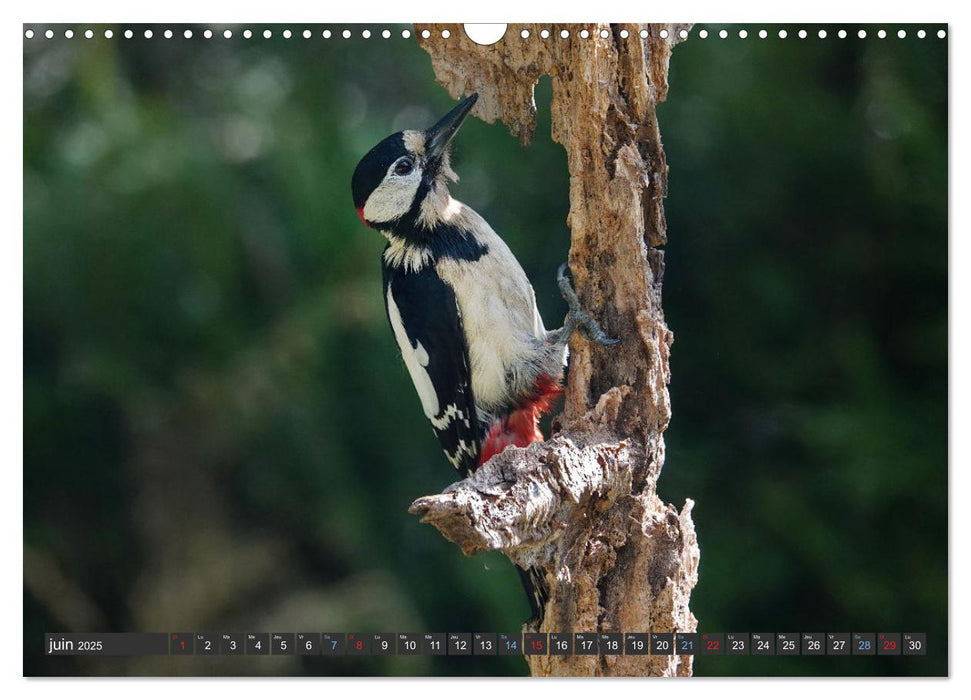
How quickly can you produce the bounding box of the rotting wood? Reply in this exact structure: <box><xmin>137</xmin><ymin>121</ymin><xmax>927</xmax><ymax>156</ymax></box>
<box><xmin>410</xmin><ymin>23</ymin><xmax>698</xmax><ymax>676</ymax></box>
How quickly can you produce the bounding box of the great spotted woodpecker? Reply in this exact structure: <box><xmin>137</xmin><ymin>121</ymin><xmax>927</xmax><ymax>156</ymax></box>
<box><xmin>351</xmin><ymin>93</ymin><xmax>616</xmax><ymax>620</ymax></box>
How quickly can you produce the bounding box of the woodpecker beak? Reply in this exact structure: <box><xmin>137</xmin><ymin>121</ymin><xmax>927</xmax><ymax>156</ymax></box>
<box><xmin>425</xmin><ymin>93</ymin><xmax>478</xmax><ymax>161</ymax></box>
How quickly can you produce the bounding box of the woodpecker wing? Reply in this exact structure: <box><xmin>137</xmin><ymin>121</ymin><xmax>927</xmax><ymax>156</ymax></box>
<box><xmin>383</xmin><ymin>261</ymin><xmax>482</xmax><ymax>476</ymax></box>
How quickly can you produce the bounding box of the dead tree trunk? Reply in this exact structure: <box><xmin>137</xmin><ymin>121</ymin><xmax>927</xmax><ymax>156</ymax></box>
<box><xmin>409</xmin><ymin>23</ymin><xmax>698</xmax><ymax>677</ymax></box>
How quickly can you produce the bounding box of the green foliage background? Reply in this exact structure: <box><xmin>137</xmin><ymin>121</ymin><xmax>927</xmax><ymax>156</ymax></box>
<box><xmin>23</xmin><ymin>24</ymin><xmax>947</xmax><ymax>676</ymax></box>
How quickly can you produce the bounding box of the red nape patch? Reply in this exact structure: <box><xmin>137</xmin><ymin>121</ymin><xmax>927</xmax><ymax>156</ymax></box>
<box><xmin>356</xmin><ymin>207</ymin><xmax>369</xmax><ymax>227</ymax></box>
<box><xmin>479</xmin><ymin>373</ymin><xmax>564</xmax><ymax>466</ymax></box>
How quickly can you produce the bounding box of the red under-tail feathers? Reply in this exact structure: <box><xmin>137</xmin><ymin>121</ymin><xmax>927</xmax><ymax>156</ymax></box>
<box><xmin>479</xmin><ymin>373</ymin><xmax>563</xmax><ymax>465</ymax></box>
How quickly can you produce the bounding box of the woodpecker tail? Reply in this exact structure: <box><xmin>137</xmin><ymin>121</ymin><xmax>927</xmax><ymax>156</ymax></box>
<box><xmin>516</xmin><ymin>564</ymin><xmax>548</xmax><ymax>625</ymax></box>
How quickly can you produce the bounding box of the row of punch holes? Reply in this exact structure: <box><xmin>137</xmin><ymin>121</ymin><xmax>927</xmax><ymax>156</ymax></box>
<box><xmin>23</xmin><ymin>26</ymin><xmax>948</xmax><ymax>41</ymax></box>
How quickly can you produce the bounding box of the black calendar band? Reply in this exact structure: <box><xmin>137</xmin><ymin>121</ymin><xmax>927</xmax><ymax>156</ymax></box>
<box><xmin>44</xmin><ymin>632</ymin><xmax>927</xmax><ymax>657</ymax></box>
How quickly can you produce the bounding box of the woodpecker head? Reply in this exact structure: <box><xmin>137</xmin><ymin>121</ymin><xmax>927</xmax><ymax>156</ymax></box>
<box><xmin>351</xmin><ymin>93</ymin><xmax>478</xmax><ymax>231</ymax></box>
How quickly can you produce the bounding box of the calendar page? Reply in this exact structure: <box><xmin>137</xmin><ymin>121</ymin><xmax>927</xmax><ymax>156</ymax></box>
<box><xmin>22</xmin><ymin>19</ymin><xmax>948</xmax><ymax>680</ymax></box>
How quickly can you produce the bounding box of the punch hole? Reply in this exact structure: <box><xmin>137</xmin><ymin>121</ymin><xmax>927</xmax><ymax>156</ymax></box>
<box><xmin>382</xmin><ymin>30</ymin><xmax>391</xmax><ymax>39</ymax></box>
<box><xmin>877</xmin><ymin>29</ymin><xmax>886</xmax><ymax>38</ymax></box>
<box><xmin>45</xmin><ymin>29</ymin><xmax>54</xmax><ymax>38</ymax></box>
<box><xmin>778</xmin><ymin>29</ymin><xmax>788</xmax><ymax>39</ymax></box>
<box><xmin>105</xmin><ymin>29</ymin><xmax>113</xmax><ymax>38</ymax></box>
<box><xmin>718</xmin><ymin>29</ymin><xmax>727</xmax><ymax>39</ymax></box>
<box><xmin>143</xmin><ymin>29</ymin><xmax>152</xmax><ymax>38</ymax></box>
<box><xmin>343</xmin><ymin>30</ymin><xmax>351</xmax><ymax>39</ymax></box>
<box><xmin>917</xmin><ymin>29</ymin><xmax>926</xmax><ymax>38</ymax></box>
<box><xmin>463</xmin><ymin>24</ymin><xmax>506</xmax><ymax>45</ymax></box>
<box><xmin>402</xmin><ymin>29</ymin><xmax>411</xmax><ymax>39</ymax></box>
<box><xmin>580</xmin><ymin>29</ymin><xmax>590</xmax><ymax>39</ymax></box>
<box><xmin>303</xmin><ymin>29</ymin><xmax>311</xmax><ymax>38</ymax></box>
<box><xmin>84</xmin><ymin>29</ymin><xmax>93</xmax><ymax>39</ymax></box>
<box><xmin>421</xmin><ymin>29</ymin><xmax>431</xmax><ymax>39</ymax></box>
<box><xmin>264</xmin><ymin>29</ymin><xmax>273</xmax><ymax>39</ymax></box>
<box><xmin>818</xmin><ymin>29</ymin><xmax>827</xmax><ymax>39</ymax></box>
<box><xmin>758</xmin><ymin>29</ymin><xmax>767</xmax><ymax>39</ymax></box>
<box><xmin>362</xmin><ymin>30</ymin><xmax>371</xmax><ymax>38</ymax></box>
<box><xmin>937</xmin><ymin>29</ymin><xmax>946</xmax><ymax>38</ymax></box>
<box><xmin>798</xmin><ymin>29</ymin><xmax>807</xmax><ymax>39</ymax></box>
<box><xmin>540</xmin><ymin>29</ymin><xmax>550</xmax><ymax>39</ymax></box>
<box><xmin>24</xmin><ymin>29</ymin><xmax>34</xmax><ymax>39</ymax></box>
<box><xmin>897</xmin><ymin>30</ymin><xmax>906</xmax><ymax>38</ymax></box>
<box><xmin>65</xmin><ymin>29</ymin><xmax>74</xmax><ymax>38</ymax></box>
<box><xmin>204</xmin><ymin>29</ymin><xmax>212</xmax><ymax>39</ymax></box>
<box><xmin>125</xmin><ymin>29</ymin><xmax>134</xmax><ymax>38</ymax></box>
<box><xmin>184</xmin><ymin>29</ymin><xmax>193</xmax><ymax>38</ymax></box>
<box><xmin>738</xmin><ymin>29</ymin><xmax>748</xmax><ymax>39</ymax></box>
<box><xmin>858</xmin><ymin>29</ymin><xmax>867</xmax><ymax>38</ymax></box>
<box><xmin>323</xmin><ymin>30</ymin><xmax>332</xmax><ymax>38</ymax></box>
<box><xmin>659</xmin><ymin>29</ymin><xmax>669</xmax><ymax>39</ymax></box>
<box><xmin>699</xmin><ymin>29</ymin><xmax>708</xmax><ymax>39</ymax></box>
<box><xmin>600</xmin><ymin>29</ymin><xmax>609</xmax><ymax>39</ymax></box>
<box><xmin>838</xmin><ymin>29</ymin><xmax>847</xmax><ymax>38</ymax></box>
<box><xmin>441</xmin><ymin>29</ymin><xmax>450</xmax><ymax>39</ymax></box>
<box><xmin>639</xmin><ymin>29</ymin><xmax>648</xmax><ymax>38</ymax></box>
<box><xmin>283</xmin><ymin>29</ymin><xmax>292</xmax><ymax>39</ymax></box>
<box><xmin>223</xmin><ymin>29</ymin><xmax>232</xmax><ymax>39</ymax></box>
<box><xmin>678</xmin><ymin>29</ymin><xmax>688</xmax><ymax>39</ymax></box>
<box><xmin>243</xmin><ymin>29</ymin><xmax>252</xmax><ymax>39</ymax></box>
<box><xmin>164</xmin><ymin>29</ymin><xmax>173</xmax><ymax>38</ymax></box>
<box><xmin>521</xmin><ymin>29</ymin><xmax>530</xmax><ymax>39</ymax></box>
<box><xmin>619</xmin><ymin>29</ymin><xmax>629</xmax><ymax>39</ymax></box>
<box><xmin>560</xmin><ymin>29</ymin><xmax>569</xmax><ymax>39</ymax></box>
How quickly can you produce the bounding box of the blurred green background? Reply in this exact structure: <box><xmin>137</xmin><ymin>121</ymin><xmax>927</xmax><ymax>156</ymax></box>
<box><xmin>23</xmin><ymin>24</ymin><xmax>947</xmax><ymax>676</ymax></box>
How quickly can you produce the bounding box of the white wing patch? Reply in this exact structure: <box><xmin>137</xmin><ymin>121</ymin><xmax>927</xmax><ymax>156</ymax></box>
<box><xmin>386</xmin><ymin>286</ymin><xmax>440</xmax><ymax>420</ymax></box>
<box><xmin>445</xmin><ymin>438</ymin><xmax>479</xmax><ymax>469</ymax></box>
<box><xmin>429</xmin><ymin>402</ymin><xmax>471</xmax><ymax>431</ymax></box>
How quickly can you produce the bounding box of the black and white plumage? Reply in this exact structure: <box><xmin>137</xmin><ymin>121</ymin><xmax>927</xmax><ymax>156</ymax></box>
<box><xmin>351</xmin><ymin>93</ymin><xmax>616</xmax><ymax>619</ymax></box>
<box><xmin>352</xmin><ymin>94</ymin><xmax>571</xmax><ymax>477</ymax></box>
<box><xmin>381</xmin><ymin>262</ymin><xmax>483</xmax><ymax>475</ymax></box>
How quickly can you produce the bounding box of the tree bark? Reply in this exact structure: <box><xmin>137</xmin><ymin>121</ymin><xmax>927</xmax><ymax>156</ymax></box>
<box><xmin>410</xmin><ymin>23</ymin><xmax>698</xmax><ymax>677</ymax></box>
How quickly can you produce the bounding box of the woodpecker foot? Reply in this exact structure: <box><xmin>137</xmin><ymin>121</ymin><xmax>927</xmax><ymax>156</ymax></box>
<box><xmin>557</xmin><ymin>263</ymin><xmax>620</xmax><ymax>346</ymax></box>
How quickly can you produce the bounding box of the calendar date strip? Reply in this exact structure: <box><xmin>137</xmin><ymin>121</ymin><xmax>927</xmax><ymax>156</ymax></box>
<box><xmin>45</xmin><ymin>632</ymin><xmax>927</xmax><ymax>657</ymax></box>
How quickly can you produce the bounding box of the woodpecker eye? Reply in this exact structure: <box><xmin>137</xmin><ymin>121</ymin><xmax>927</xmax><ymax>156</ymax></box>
<box><xmin>394</xmin><ymin>158</ymin><xmax>414</xmax><ymax>176</ymax></box>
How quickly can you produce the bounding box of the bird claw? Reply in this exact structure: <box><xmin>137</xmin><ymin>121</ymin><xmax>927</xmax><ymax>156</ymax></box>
<box><xmin>556</xmin><ymin>263</ymin><xmax>620</xmax><ymax>346</ymax></box>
